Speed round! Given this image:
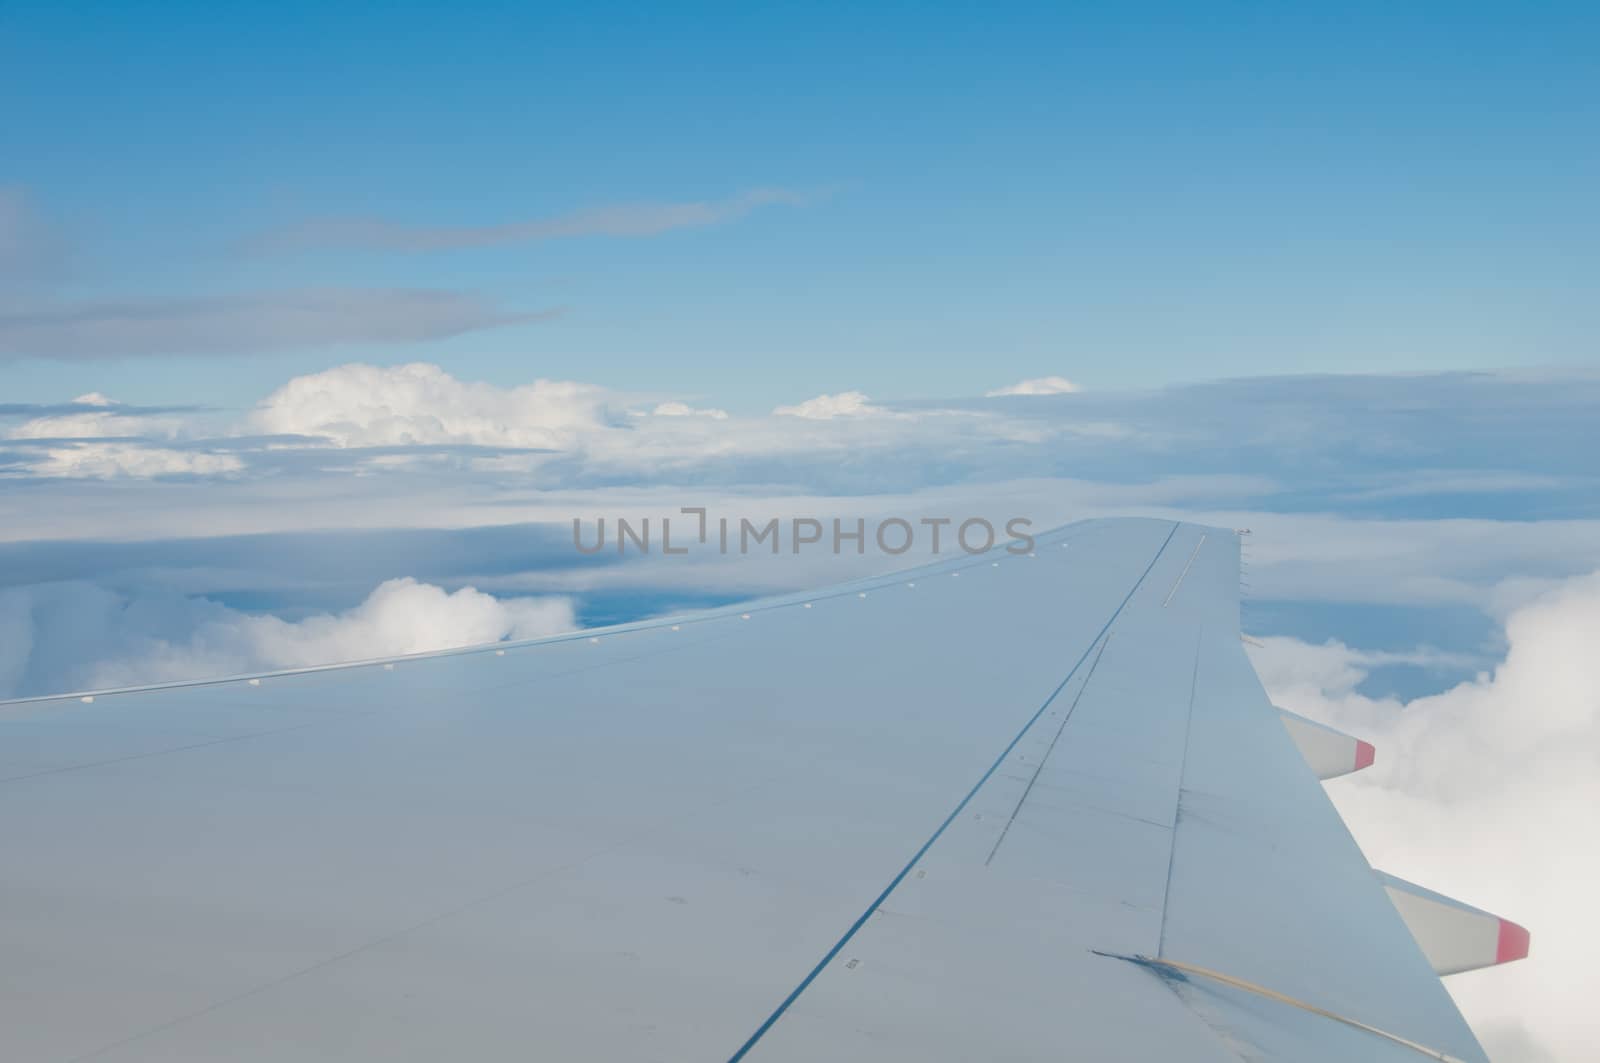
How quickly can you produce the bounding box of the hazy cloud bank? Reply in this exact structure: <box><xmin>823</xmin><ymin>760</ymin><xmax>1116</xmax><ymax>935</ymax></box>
<box><xmin>1251</xmin><ymin>572</ymin><xmax>1600</xmax><ymax>1063</ymax></box>
<box><xmin>10</xmin><ymin>365</ymin><xmax>1596</xmax><ymax>510</ymax></box>
<box><xmin>985</xmin><ymin>375</ymin><xmax>1079</xmax><ymax>396</ymax></box>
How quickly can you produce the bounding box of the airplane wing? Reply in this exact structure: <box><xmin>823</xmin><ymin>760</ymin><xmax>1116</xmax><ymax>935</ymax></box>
<box><xmin>0</xmin><ymin>518</ymin><xmax>1514</xmax><ymax>1061</ymax></box>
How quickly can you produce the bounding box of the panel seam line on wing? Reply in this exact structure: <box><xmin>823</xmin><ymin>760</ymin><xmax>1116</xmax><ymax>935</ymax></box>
<box><xmin>1164</xmin><ymin>532</ymin><xmax>1207</xmax><ymax>607</ymax></box>
<box><xmin>1156</xmin><ymin>627</ymin><xmax>1205</xmax><ymax>957</ymax></box>
<box><xmin>724</xmin><ymin>521</ymin><xmax>1182</xmax><ymax>1063</ymax></box>
<box><xmin>984</xmin><ymin>630</ymin><xmax>1115</xmax><ymax>866</ymax></box>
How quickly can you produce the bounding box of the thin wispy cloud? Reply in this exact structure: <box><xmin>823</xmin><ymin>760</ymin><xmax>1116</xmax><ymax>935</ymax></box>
<box><xmin>645</xmin><ymin>401</ymin><xmax>729</xmax><ymax>420</ymax></box>
<box><xmin>0</xmin><ymin>289</ymin><xmax>558</xmax><ymax>360</ymax></box>
<box><xmin>986</xmin><ymin>375</ymin><xmax>1079</xmax><ymax>397</ymax></box>
<box><xmin>245</xmin><ymin>187</ymin><xmax>825</xmax><ymax>255</ymax></box>
<box><xmin>0</xmin><ymin>399</ymin><xmax>207</xmax><ymax>418</ymax></box>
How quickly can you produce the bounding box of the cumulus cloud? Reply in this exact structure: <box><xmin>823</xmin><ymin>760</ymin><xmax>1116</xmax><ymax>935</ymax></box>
<box><xmin>247</xmin><ymin>187</ymin><xmax>820</xmax><ymax>254</ymax></box>
<box><xmin>250</xmin><ymin>361</ymin><xmax>614</xmax><ymax>448</ymax></box>
<box><xmin>0</xmin><ymin>289</ymin><xmax>551</xmax><ymax>360</ymax></box>
<box><xmin>985</xmin><ymin>375</ymin><xmax>1079</xmax><ymax>396</ymax></box>
<box><xmin>772</xmin><ymin>390</ymin><xmax>883</xmax><ymax>419</ymax></box>
<box><xmin>1249</xmin><ymin>573</ymin><xmax>1600</xmax><ymax>1062</ymax></box>
<box><xmin>243</xmin><ymin>365</ymin><xmax>1076</xmax><ymax>483</ymax></box>
<box><xmin>0</xmin><ymin>578</ymin><xmax>576</xmax><ymax>698</ymax></box>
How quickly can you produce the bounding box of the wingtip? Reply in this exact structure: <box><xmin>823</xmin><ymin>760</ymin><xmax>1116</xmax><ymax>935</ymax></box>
<box><xmin>1354</xmin><ymin>739</ymin><xmax>1376</xmax><ymax>771</ymax></box>
<box><xmin>1496</xmin><ymin>918</ymin><xmax>1531</xmax><ymax>964</ymax></box>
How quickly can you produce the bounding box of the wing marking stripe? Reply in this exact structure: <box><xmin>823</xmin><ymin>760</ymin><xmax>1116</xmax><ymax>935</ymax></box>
<box><xmin>1095</xmin><ymin>952</ymin><xmax>1470</xmax><ymax>1062</ymax></box>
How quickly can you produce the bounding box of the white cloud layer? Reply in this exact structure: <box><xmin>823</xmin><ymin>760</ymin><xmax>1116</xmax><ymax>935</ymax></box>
<box><xmin>1249</xmin><ymin>572</ymin><xmax>1600</xmax><ymax>1062</ymax></box>
<box><xmin>6</xmin><ymin>394</ymin><xmax>240</xmax><ymax>479</ymax></box>
<box><xmin>25</xmin><ymin>443</ymin><xmax>244</xmax><ymax>480</ymax></box>
<box><xmin>772</xmin><ymin>390</ymin><xmax>883</xmax><ymax>419</ymax></box>
<box><xmin>231</xmin><ymin>365</ymin><xmax>1071</xmax><ymax>481</ymax></box>
<box><xmin>986</xmin><ymin>375</ymin><xmax>1079</xmax><ymax>396</ymax></box>
<box><xmin>0</xmin><ymin>578</ymin><xmax>576</xmax><ymax>698</ymax></box>
<box><xmin>9</xmin><ymin>365</ymin><xmax>1595</xmax><ymax>509</ymax></box>
<box><xmin>645</xmin><ymin>401</ymin><xmax>729</xmax><ymax>420</ymax></box>
<box><xmin>8</xmin><ymin>393</ymin><xmax>181</xmax><ymax>440</ymax></box>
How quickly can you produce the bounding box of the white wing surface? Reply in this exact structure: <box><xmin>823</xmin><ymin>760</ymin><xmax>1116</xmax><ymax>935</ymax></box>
<box><xmin>0</xmin><ymin>519</ymin><xmax>1503</xmax><ymax>1061</ymax></box>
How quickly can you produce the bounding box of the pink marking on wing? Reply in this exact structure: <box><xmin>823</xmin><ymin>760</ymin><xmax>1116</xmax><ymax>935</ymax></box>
<box><xmin>1496</xmin><ymin>919</ymin><xmax>1531</xmax><ymax>964</ymax></box>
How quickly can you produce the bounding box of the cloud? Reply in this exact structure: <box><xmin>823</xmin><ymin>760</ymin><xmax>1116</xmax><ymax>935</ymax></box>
<box><xmin>1246</xmin><ymin>640</ymin><xmax>1480</xmax><ymax>695</ymax></box>
<box><xmin>247</xmin><ymin>187</ymin><xmax>820</xmax><ymax>254</ymax></box>
<box><xmin>986</xmin><ymin>375</ymin><xmax>1080</xmax><ymax>396</ymax></box>
<box><xmin>8</xmin><ymin>393</ymin><xmax>184</xmax><ymax>441</ymax></box>
<box><xmin>8</xmin><ymin>367</ymin><xmax>1599</xmax><ymax>548</ymax></box>
<box><xmin>0</xmin><ymin>577</ymin><xmax>576</xmax><ymax>699</ymax></box>
<box><xmin>1213</xmin><ymin>513</ymin><xmax>1600</xmax><ymax>612</ymax></box>
<box><xmin>1248</xmin><ymin>573</ymin><xmax>1600</xmax><ymax>1062</ymax></box>
<box><xmin>1</xmin><ymin>390</ymin><xmax>248</xmax><ymax>480</ymax></box>
<box><xmin>0</xmin><ymin>289</ymin><xmax>553</xmax><ymax>361</ymax></box>
<box><xmin>245</xmin><ymin>365</ymin><xmax>1067</xmax><ymax>483</ymax></box>
<box><xmin>772</xmin><ymin>390</ymin><xmax>883</xmax><ymax>419</ymax></box>
<box><xmin>20</xmin><ymin>442</ymin><xmax>244</xmax><ymax>480</ymax></box>
<box><xmin>2</xmin><ymin>392</ymin><xmax>242</xmax><ymax>480</ymax></box>
<box><xmin>645</xmin><ymin>401</ymin><xmax>728</xmax><ymax>420</ymax></box>
<box><xmin>0</xmin><ymin>399</ymin><xmax>205</xmax><ymax>418</ymax></box>
<box><xmin>249</xmin><ymin>361</ymin><xmax>615</xmax><ymax>448</ymax></box>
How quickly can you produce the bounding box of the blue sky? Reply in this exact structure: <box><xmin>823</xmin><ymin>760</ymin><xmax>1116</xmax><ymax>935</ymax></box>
<box><xmin>4</xmin><ymin>2</ymin><xmax>1597</xmax><ymax>410</ymax></box>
